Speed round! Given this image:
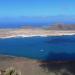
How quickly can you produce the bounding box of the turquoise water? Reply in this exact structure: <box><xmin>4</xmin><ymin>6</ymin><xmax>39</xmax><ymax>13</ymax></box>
<box><xmin>0</xmin><ymin>35</ymin><xmax>75</xmax><ymax>61</ymax></box>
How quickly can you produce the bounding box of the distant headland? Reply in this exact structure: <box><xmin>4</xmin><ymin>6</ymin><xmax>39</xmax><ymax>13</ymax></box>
<box><xmin>0</xmin><ymin>24</ymin><xmax>75</xmax><ymax>38</ymax></box>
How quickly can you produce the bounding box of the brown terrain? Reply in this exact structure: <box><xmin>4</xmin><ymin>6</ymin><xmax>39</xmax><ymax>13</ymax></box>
<box><xmin>0</xmin><ymin>56</ymin><xmax>75</xmax><ymax>75</ymax></box>
<box><xmin>0</xmin><ymin>56</ymin><xmax>53</xmax><ymax>75</ymax></box>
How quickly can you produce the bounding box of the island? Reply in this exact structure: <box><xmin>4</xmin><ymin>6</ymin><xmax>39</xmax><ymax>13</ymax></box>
<box><xmin>1</xmin><ymin>24</ymin><xmax>75</xmax><ymax>38</ymax></box>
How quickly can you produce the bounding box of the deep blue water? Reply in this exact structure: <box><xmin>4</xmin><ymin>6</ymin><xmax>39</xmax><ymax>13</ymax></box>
<box><xmin>0</xmin><ymin>35</ymin><xmax>75</xmax><ymax>61</ymax></box>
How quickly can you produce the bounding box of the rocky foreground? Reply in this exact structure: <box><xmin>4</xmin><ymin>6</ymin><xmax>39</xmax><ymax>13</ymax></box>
<box><xmin>0</xmin><ymin>56</ymin><xmax>46</xmax><ymax>75</ymax></box>
<box><xmin>0</xmin><ymin>56</ymin><xmax>75</xmax><ymax>75</ymax></box>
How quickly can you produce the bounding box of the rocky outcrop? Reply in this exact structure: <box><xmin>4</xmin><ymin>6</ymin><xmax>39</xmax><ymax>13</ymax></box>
<box><xmin>47</xmin><ymin>24</ymin><xmax>75</xmax><ymax>30</ymax></box>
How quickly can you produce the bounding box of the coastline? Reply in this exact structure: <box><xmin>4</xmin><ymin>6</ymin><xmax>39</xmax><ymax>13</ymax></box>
<box><xmin>0</xmin><ymin>28</ymin><xmax>75</xmax><ymax>75</ymax></box>
<box><xmin>0</xmin><ymin>28</ymin><xmax>75</xmax><ymax>38</ymax></box>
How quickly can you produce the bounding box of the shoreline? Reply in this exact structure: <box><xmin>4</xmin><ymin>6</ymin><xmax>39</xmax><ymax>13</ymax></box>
<box><xmin>0</xmin><ymin>28</ymin><xmax>75</xmax><ymax>38</ymax></box>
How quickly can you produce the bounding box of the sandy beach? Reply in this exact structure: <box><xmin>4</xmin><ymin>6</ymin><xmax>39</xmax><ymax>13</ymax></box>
<box><xmin>0</xmin><ymin>28</ymin><xmax>75</xmax><ymax>38</ymax></box>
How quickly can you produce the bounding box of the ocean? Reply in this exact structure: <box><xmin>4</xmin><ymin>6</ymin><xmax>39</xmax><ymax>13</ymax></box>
<box><xmin>0</xmin><ymin>35</ymin><xmax>75</xmax><ymax>61</ymax></box>
<box><xmin>1</xmin><ymin>17</ymin><xmax>75</xmax><ymax>28</ymax></box>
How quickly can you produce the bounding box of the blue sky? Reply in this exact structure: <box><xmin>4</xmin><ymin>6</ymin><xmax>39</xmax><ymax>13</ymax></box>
<box><xmin>0</xmin><ymin>0</ymin><xmax>75</xmax><ymax>17</ymax></box>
